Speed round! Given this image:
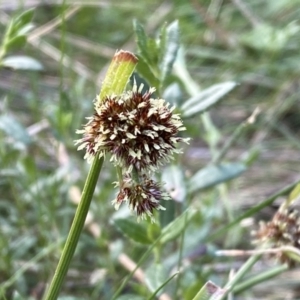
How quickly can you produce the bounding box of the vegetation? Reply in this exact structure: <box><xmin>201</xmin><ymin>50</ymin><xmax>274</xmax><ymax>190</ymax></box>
<box><xmin>1</xmin><ymin>1</ymin><xmax>300</xmax><ymax>299</ymax></box>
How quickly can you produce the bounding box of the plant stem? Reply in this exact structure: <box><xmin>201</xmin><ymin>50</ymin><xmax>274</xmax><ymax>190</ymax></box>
<box><xmin>43</xmin><ymin>50</ymin><xmax>138</xmax><ymax>300</ymax></box>
<box><xmin>233</xmin><ymin>263</ymin><xmax>289</xmax><ymax>294</ymax></box>
<box><xmin>213</xmin><ymin>107</ymin><xmax>260</xmax><ymax>164</ymax></box>
<box><xmin>43</xmin><ymin>156</ymin><xmax>104</xmax><ymax>300</ymax></box>
<box><xmin>219</xmin><ymin>254</ymin><xmax>261</xmax><ymax>299</ymax></box>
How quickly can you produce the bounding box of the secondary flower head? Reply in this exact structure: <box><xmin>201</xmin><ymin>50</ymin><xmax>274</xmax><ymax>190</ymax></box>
<box><xmin>75</xmin><ymin>84</ymin><xmax>189</xmax><ymax>173</ymax></box>
<box><xmin>253</xmin><ymin>208</ymin><xmax>300</xmax><ymax>265</ymax></box>
<box><xmin>112</xmin><ymin>175</ymin><xmax>169</xmax><ymax>222</ymax></box>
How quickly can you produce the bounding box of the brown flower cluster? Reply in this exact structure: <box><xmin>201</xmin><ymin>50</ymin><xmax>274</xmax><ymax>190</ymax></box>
<box><xmin>76</xmin><ymin>84</ymin><xmax>189</xmax><ymax>220</ymax></box>
<box><xmin>112</xmin><ymin>175</ymin><xmax>169</xmax><ymax>221</ymax></box>
<box><xmin>253</xmin><ymin>208</ymin><xmax>300</xmax><ymax>265</ymax></box>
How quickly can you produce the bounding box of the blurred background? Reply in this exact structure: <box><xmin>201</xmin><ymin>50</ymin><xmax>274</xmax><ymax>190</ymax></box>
<box><xmin>0</xmin><ymin>0</ymin><xmax>300</xmax><ymax>299</ymax></box>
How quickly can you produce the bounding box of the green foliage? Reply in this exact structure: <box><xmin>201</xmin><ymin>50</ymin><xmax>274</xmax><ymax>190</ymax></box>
<box><xmin>188</xmin><ymin>162</ymin><xmax>247</xmax><ymax>193</ymax></box>
<box><xmin>144</xmin><ymin>264</ymin><xmax>167</xmax><ymax>293</ymax></box>
<box><xmin>114</xmin><ymin>218</ymin><xmax>153</xmax><ymax>245</ymax></box>
<box><xmin>0</xmin><ymin>115</ymin><xmax>32</xmax><ymax>145</ymax></box>
<box><xmin>181</xmin><ymin>82</ymin><xmax>237</xmax><ymax>118</ymax></box>
<box><xmin>2</xmin><ymin>9</ymin><xmax>34</xmax><ymax>52</ymax></box>
<box><xmin>1</xmin><ymin>1</ymin><xmax>300</xmax><ymax>299</ymax></box>
<box><xmin>241</xmin><ymin>22</ymin><xmax>300</xmax><ymax>53</ymax></box>
<box><xmin>146</xmin><ymin>270</ymin><xmax>178</xmax><ymax>300</ymax></box>
<box><xmin>133</xmin><ymin>19</ymin><xmax>180</xmax><ymax>92</ymax></box>
<box><xmin>160</xmin><ymin>208</ymin><xmax>197</xmax><ymax>244</ymax></box>
<box><xmin>0</xmin><ymin>8</ymin><xmax>42</xmax><ymax>70</ymax></box>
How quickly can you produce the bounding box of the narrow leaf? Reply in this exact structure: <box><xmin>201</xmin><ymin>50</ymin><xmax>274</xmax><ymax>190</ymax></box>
<box><xmin>133</xmin><ymin>20</ymin><xmax>151</xmax><ymax>65</ymax></box>
<box><xmin>99</xmin><ymin>50</ymin><xmax>138</xmax><ymax>101</ymax></box>
<box><xmin>158</xmin><ymin>23</ymin><xmax>167</xmax><ymax>63</ymax></box>
<box><xmin>17</xmin><ymin>23</ymin><xmax>35</xmax><ymax>36</ymax></box>
<box><xmin>188</xmin><ymin>163</ymin><xmax>247</xmax><ymax>193</ymax></box>
<box><xmin>287</xmin><ymin>183</ymin><xmax>300</xmax><ymax>204</ymax></box>
<box><xmin>161</xmin><ymin>208</ymin><xmax>196</xmax><ymax>244</ymax></box>
<box><xmin>181</xmin><ymin>82</ymin><xmax>236</xmax><ymax>118</ymax></box>
<box><xmin>280</xmin><ymin>182</ymin><xmax>300</xmax><ymax>210</ymax></box>
<box><xmin>114</xmin><ymin>218</ymin><xmax>152</xmax><ymax>244</ymax></box>
<box><xmin>192</xmin><ymin>281</ymin><xmax>226</xmax><ymax>300</ymax></box>
<box><xmin>2</xmin><ymin>55</ymin><xmax>43</xmax><ymax>70</ymax></box>
<box><xmin>12</xmin><ymin>8</ymin><xmax>35</xmax><ymax>35</ymax></box>
<box><xmin>135</xmin><ymin>55</ymin><xmax>159</xmax><ymax>88</ymax></box>
<box><xmin>160</xmin><ymin>20</ymin><xmax>180</xmax><ymax>84</ymax></box>
<box><xmin>4</xmin><ymin>35</ymin><xmax>27</xmax><ymax>52</ymax></box>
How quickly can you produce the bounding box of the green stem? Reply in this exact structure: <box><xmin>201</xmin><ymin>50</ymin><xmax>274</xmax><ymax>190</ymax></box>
<box><xmin>116</xmin><ymin>166</ymin><xmax>123</xmax><ymax>186</ymax></box>
<box><xmin>43</xmin><ymin>156</ymin><xmax>104</xmax><ymax>300</ymax></box>
<box><xmin>213</xmin><ymin>108</ymin><xmax>260</xmax><ymax>164</ymax></box>
<box><xmin>175</xmin><ymin>203</ymin><xmax>188</xmax><ymax>298</ymax></box>
<box><xmin>132</xmin><ymin>166</ymin><xmax>140</xmax><ymax>183</ymax></box>
<box><xmin>219</xmin><ymin>254</ymin><xmax>261</xmax><ymax>299</ymax></box>
<box><xmin>233</xmin><ymin>263</ymin><xmax>289</xmax><ymax>294</ymax></box>
<box><xmin>146</xmin><ymin>272</ymin><xmax>179</xmax><ymax>300</ymax></box>
<box><xmin>43</xmin><ymin>50</ymin><xmax>138</xmax><ymax>300</ymax></box>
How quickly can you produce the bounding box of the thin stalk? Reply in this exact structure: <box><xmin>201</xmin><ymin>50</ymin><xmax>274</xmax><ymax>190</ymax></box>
<box><xmin>233</xmin><ymin>263</ymin><xmax>289</xmax><ymax>294</ymax></box>
<box><xmin>132</xmin><ymin>166</ymin><xmax>141</xmax><ymax>183</ymax></box>
<box><xmin>213</xmin><ymin>107</ymin><xmax>260</xmax><ymax>164</ymax></box>
<box><xmin>146</xmin><ymin>272</ymin><xmax>179</xmax><ymax>300</ymax></box>
<box><xmin>43</xmin><ymin>156</ymin><xmax>104</xmax><ymax>300</ymax></box>
<box><xmin>219</xmin><ymin>254</ymin><xmax>261</xmax><ymax>299</ymax></box>
<box><xmin>116</xmin><ymin>166</ymin><xmax>123</xmax><ymax>186</ymax></box>
<box><xmin>44</xmin><ymin>50</ymin><xmax>138</xmax><ymax>300</ymax></box>
<box><xmin>175</xmin><ymin>202</ymin><xmax>188</xmax><ymax>298</ymax></box>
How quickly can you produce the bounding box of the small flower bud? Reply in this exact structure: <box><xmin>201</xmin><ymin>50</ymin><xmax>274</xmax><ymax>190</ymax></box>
<box><xmin>112</xmin><ymin>175</ymin><xmax>169</xmax><ymax>222</ymax></box>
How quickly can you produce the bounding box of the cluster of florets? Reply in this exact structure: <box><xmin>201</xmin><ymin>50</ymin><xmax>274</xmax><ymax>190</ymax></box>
<box><xmin>75</xmin><ymin>84</ymin><xmax>189</xmax><ymax>221</ymax></box>
<box><xmin>253</xmin><ymin>208</ymin><xmax>300</xmax><ymax>265</ymax></box>
<box><xmin>112</xmin><ymin>175</ymin><xmax>170</xmax><ymax>220</ymax></box>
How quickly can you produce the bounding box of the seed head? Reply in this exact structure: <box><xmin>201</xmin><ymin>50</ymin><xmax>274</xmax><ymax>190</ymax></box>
<box><xmin>75</xmin><ymin>85</ymin><xmax>189</xmax><ymax>172</ymax></box>
<box><xmin>112</xmin><ymin>175</ymin><xmax>170</xmax><ymax>222</ymax></box>
<box><xmin>75</xmin><ymin>84</ymin><xmax>189</xmax><ymax>222</ymax></box>
<box><xmin>253</xmin><ymin>208</ymin><xmax>300</xmax><ymax>265</ymax></box>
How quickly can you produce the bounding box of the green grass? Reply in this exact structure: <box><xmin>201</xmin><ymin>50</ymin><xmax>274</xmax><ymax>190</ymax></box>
<box><xmin>0</xmin><ymin>1</ymin><xmax>300</xmax><ymax>299</ymax></box>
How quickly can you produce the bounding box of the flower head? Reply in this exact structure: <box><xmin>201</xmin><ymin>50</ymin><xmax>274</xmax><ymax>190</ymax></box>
<box><xmin>76</xmin><ymin>84</ymin><xmax>189</xmax><ymax>221</ymax></box>
<box><xmin>253</xmin><ymin>208</ymin><xmax>300</xmax><ymax>265</ymax></box>
<box><xmin>75</xmin><ymin>84</ymin><xmax>189</xmax><ymax>173</ymax></box>
<box><xmin>112</xmin><ymin>175</ymin><xmax>169</xmax><ymax>222</ymax></box>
